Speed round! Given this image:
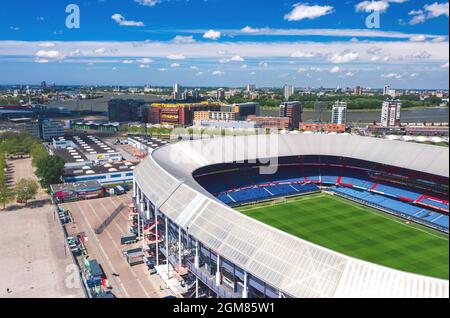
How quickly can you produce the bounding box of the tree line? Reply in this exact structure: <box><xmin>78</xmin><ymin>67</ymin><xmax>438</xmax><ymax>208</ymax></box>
<box><xmin>0</xmin><ymin>132</ymin><xmax>65</xmax><ymax>209</ymax></box>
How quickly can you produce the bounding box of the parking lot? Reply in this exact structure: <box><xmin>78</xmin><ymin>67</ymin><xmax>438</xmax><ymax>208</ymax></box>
<box><xmin>61</xmin><ymin>194</ymin><xmax>174</xmax><ymax>298</ymax></box>
<box><xmin>0</xmin><ymin>158</ymin><xmax>84</xmax><ymax>298</ymax></box>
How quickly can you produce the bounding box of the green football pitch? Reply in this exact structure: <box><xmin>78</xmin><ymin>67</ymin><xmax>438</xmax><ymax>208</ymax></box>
<box><xmin>237</xmin><ymin>193</ymin><xmax>449</xmax><ymax>280</ymax></box>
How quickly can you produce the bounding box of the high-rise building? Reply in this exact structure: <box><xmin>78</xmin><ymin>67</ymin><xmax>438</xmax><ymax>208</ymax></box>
<box><xmin>331</xmin><ymin>101</ymin><xmax>347</xmax><ymax>125</ymax></box>
<box><xmin>108</xmin><ymin>99</ymin><xmax>147</xmax><ymax>123</ymax></box>
<box><xmin>246</xmin><ymin>84</ymin><xmax>256</xmax><ymax>93</ymax></box>
<box><xmin>381</xmin><ymin>99</ymin><xmax>402</xmax><ymax>127</ymax></box>
<box><xmin>383</xmin><ymin>85</ymin><xmax>390</xmax><ymax>96</ymax></box>
<box><xmin>172</xmin><ymin>84</ymin><xmax>183</xmax><ymax>100</ymax></box>
<box><xmin>217</xmin><ymin>88</ymin><xmax>225</xmax><ymax>101</ymax></box>
<box><xmin>279</xmin><ymin>101</ymin><xmax>302</xmax><ymax>130</ymax></box>
<box><xmin>41</xmin><ymin>81</ymin><xmax>47</xmax><ymax>88</ymax></box>
<box><xmin>283</xmin><ymin>84</ymin><xmax>295</xmax><ymax>101</ymax></box>
<box><xmin>354</xmin><ymin>86</ymin><xmax>363</xmax><ymax>96</ymax></box>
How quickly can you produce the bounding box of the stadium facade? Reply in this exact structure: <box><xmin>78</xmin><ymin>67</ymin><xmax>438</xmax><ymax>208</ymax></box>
<box><xmin>133</xmin><ymin>134</ymin><xmax>449</xmax><ymax>298</ymax></box>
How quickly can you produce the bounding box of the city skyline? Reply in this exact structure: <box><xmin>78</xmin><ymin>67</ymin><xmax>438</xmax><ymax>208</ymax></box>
<box><xmin>0</xmin><ymin>0</ymin><xmax>449</xmax><ymax>88</ymax></box>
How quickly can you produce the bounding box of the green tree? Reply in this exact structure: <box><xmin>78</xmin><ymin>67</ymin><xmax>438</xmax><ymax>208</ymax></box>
<box><xmin>36</xmin><ymin>155</ymin><xmax>65</xmax><ymax>189</ymax></box>
<box><xmin>15</xmin><ymin>178</ymin><xmax>39</xmax><ymax>206</ymax></box>
<box><xmin>0</xmin><ymin>180</ymin><xmax>15</xmax><ymax>209</ymax></box>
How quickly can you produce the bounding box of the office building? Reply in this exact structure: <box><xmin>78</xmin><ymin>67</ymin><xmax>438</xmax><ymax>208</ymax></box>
<box><xmin>24</xmin><ymin>119</ymin><xmax>64</xmax><ymax>141</ymax></box>
<box><xmin>41</xmin><ymin>119</ymin><xmax>65</xmax><ymax>141</ymax></box>
<box><xmin>381</xmin><ymin>100</ymin><xmax>402</xmax><ymax>127</ymax></box>
<box><xmin>383</xmin><ymin>85</ymin><xmax>390</xmax><ymax>96</ymax></box>
<box><xmin>233</xmin><ymin>102</ymin><xmax>260</xmax><ymax>120</ymax></box>
<box><xmin>108</xmin><ymin>99</ymin><xmax>147</xmax><ymax>123</ymax></box>
<box><xmin>283</xmin><ymin>84</ymin><xmax>295</xmax><ymax>101</ymax></box>
<box><xmin>149</xmin><ymin>102</ymin><xmax>222</xmax><ymax>126</ymax></box>
<box><xmin>194</xmin><ymin>111</ymin><xmax>237</xmax><ymax>122</ymax></box>
<box><xmin>280</xmin><ymin>101</ymin><xmax>302</xmax><ymax>130</ymax></box>
<box><xmin>331</xmin><ymin>101</ymin><xmax>347</xmax><ymax>125</ymax></box>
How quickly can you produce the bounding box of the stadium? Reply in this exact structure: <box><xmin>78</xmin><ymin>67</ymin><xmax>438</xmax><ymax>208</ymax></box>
<box><xmin>133</xmin><ymin>134</ymin><xmax>449</xmax><ymax>298</ymax></box>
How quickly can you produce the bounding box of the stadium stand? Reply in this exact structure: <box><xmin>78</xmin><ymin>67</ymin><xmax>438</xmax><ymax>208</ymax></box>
<box><xmin>331</xmin><ymin>186</ymin><xmax>448</xmax><ymax>231</ymax></box>
<box><xmin>194</xmin><ymin>155</ymin><xmax>449</xmax><ymax>231</ymax></box>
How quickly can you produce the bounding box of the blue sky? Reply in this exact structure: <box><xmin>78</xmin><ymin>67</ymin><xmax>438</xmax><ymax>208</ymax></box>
<box><xmin>0</xmin><ymin>0</ymin><xmax>448</xmax><ymax>88</ymax></box>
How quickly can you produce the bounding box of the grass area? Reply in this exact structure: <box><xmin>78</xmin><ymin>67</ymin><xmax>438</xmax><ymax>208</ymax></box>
<box><xmin>238</xmin><ymin>193</ymin><xmax>449</xmax><ymax>280</ymax></box>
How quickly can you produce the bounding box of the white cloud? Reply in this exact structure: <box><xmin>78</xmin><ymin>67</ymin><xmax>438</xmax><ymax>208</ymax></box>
<box><xmin>241</xmin><ymin>26</ymin><xmax>261</xmax><ymax>33</ymax></box>
<box><xmin>111</xmin><ymin>14</ymin><xmax>144</xmax><ymax>27</ymax></box>
<box><xmin>291</xmin><ymin>51</ymin><xmax>317</xmax><ymax>58</ymax></box>
<box><xmin>259</xmin><ymin>61</ymin><xmax>269</xmax><ymax>68</ymax></box>
<box><xmin>432</xmin><ymin>35</ymin><xmax>448</xmax><ymax>42</ymax></box>
<box><xmin>172</xmin><ymin>35</ymin><xmax>196</xmax><ymax>44</ymax></box>
<box><xmin>35</xmin><ymin>50</ymin><xmax>61</xmax><ymax>59</ymax></box>
<box><xmin>212</xmin><ymin>70</ymin><xmax>224</xmax><ymax>75</ymax></box>
<box><xmin>345</xmin><ymin>71</ymin><xmax>355</xmax><ymax>77</ymax></box>
<box><xmin>382</xmin><ymin>72</ymin><xmax>402</xmax><ymax>79</ymax></box>
<box><xmin>170</xmin><ymin>63</ymin><xmax>180</xmax><ymax>68</ymax></box>
<box><xmin>284</xmin><ymin>3</ymin><xmax>333</xmax><ymax>21</ymax></box>
<box><xmin>356</xmin><ymin>1</ymin><xmax>390</xmax><ymax>13</ymax></box>
<box><xmin>134</xmin><ymin>0</ymin><xmax>159</xmax><ymax>6</ymax></box>
<box><xmin>190</xmin><ymin>66</ymin><xmax>199</xmax><ymax>70</ymax></box>
<box><xmin>441</xmin><ymin>61</ymin><xmax>449</xmax><ymax>68</ymax></box>
<box><xmin>330</xmin><ymin>66</ymin><xmax>341</xmax><ymax>73</ymax></box>
<box><xmin>409</xmin><ymin>34</ymin><xmax>426</xmax><ymax>42</ymax></box>
<box><xmin>167</xmin><ymin>54</ymin><xmax>186</xmax><ymax>60</ymax></box>
<box><xmin>195</xmin><ymin>72</ymin><xmax>204</xmax><ymax>76</ymax></box>
<box><xmin>9</xmin><ymin>26</ymin><xmax>20</xmax><ymax>31</ymax></box>
<box><xmin>328</xmin><ymin>51</ymin><xmax>359</xmax><ymax>63</ymax></box>
<box><xmin>139</xmin><ymin>64</ymin><xmax>150</xmax><ymax>68</ymax></box>
<box><xmin>297</xmin><ymin>68</ymin><xmax>308</xmax><ymax>73</ymax></box>
<box><xmin>39</xmin><ymin>42</ymin><xmax>56</xmax><ymax>48</ymax></box>
<box><xmin>241</xmin><ymin>64</ymin><xmax>248</xmax><ymax>69</ymax></box>
<box><xmin>409</xmin><ymin>2</ymin><xmax>449</xmax><ymax>25</ymax></box>
<box><xmin>122</xmin><ymin>60</ymin><xmax>134</xmax><ymax>64</ymax></box>
<box><xmin>137</xmin><ymin>58</ymin><xmax>153</xmax><ymax>64</ymax></box>
<box><xmin>94</xmin><ymin>48</ymin><xmax>107</xmax><ymax>54</ymax></box>
<box><xmin>158</xmin><ymin>68</ymin><xmax>168</xmax><ymax>72</ymax></box>
<box><xmin>203</xmin><ymin>30</ymin><xmax>221</xmax><ymax>40</ymax></box>
<box><xmin>230</xmin><ymin>55</ymin><xmax>245</xmax><ymax>62</ymax></box>
<box><xmin>408</xmin><ymin>51</ymin><xmax>432</xmax><ymax>59</ymax></box>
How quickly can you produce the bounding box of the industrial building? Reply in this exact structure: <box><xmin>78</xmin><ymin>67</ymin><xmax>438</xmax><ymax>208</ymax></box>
<box><xmin>195</xmin><ymin>120</ymin><xmax>260</xmax><ymax>130</ymax></box>
<box><xmin>71</xmin><ymin>120</ymin><xmax>120</xmax><ymax>133</ymax></box>
<box><xmin>246</xmin><ymin>115</ymin><xmax>290</xmax><ymax>130</ymax></box>
<box><xmin>52</xmin><ymin>135</ymin><xmax>122</xmax><ymax>168</ymax></box>
<box><xmin>63</xmin><ymin>161</ymin><xmax>136</xmax><ymax>185</ymax></box>
<box><xmin>299</xmin><ymin>122</ymin><xmax>346</xmax><ymax>133</ymax></box>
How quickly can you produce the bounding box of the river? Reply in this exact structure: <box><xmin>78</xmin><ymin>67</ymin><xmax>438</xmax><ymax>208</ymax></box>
<box><xmin>261</xmin><ymin>107</ymin><xmax>449</xmax><ymax>124</ymax></box>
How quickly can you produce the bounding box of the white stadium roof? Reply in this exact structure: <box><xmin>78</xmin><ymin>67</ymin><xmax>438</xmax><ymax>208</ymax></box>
<box><xmin>134</xmin><ymin>134</ymin><xmax>449</xmax><ymax>298</ymax></box>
